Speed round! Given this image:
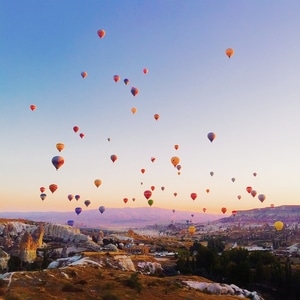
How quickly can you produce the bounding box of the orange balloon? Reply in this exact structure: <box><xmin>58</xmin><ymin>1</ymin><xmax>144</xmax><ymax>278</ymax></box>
<box><xmin>171</xmin><ymin>156</ymin><xmax>180</xmax><ymax>167</ymax></box>
<box><xmin>206</xmin><ymin>189</ymin><xmax>210</xmax><ymax>193</ymax></box>
<box><xmin>56</xmin><ymin>143</ymin><xmax>65</xmax><ymax>152</ymax></box>
<box><xmin>225</xmin><ymin>48</ymin><xmax>234</xmax><ymax>58</ymax></box>
<box><xmin>173</xmin><ymin>192</ymin><xmax>177</xmax><ymax>197</ymax></box>
<box><xmin>221</xmin><ymin>207</ymin><xmax>227</xmax><ymax>214</ymax></box>
<box><xmin>131</xmin><ymin>107</ymin><xmax>137</xmax><ymax>114</ymax></box>
<box><xmin>94</xmin><ymin>179</ymin><xmax>102</xmax><ymax>188</ymax></box>
<box><xmin>123</xmin><ymin>198</ymin><xmax>128</xmax><ymax>204</ymax></box>
<box><xmin>49</xmin><ymin>184</ymin><xmax>58</xmax><ymax>193</ymax></box>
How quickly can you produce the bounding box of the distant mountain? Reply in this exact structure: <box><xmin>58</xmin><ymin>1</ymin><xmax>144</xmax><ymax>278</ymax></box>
<box><xmin>214</xmin><ymin>205</ymin><xmax>300</xmax><ymax>225</ymax></box>
<box><xmin>0</xmin><ymin>207</ymin><xmax>223</xmax><ymax>229</ymax></box>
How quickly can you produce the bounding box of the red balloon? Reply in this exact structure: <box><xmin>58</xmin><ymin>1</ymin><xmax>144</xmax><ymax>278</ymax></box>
<box><xmin>67</xmin><ymin>194</ymin><xmax>73</xmax><ymax>201</ymax></box>
<box><xmin>151</xmin><ymin>186</ymin><xmax>155</xmax><ymax>191</ymax></box>
<box><xmin>221</xmin><ymin>207</ymin><xmax>227</xmax><ymax>214</ymax></box>
<box><xmin>81</xmin><ymin>71</ymin><xmax>88</xmax><ymax>79</ymax></box>
<box><xmin>113</xmin><ymin>75</ymin><xmax>120</xmax><ymax>82</ymax></box>
<box><xmin>110</xmin><ymin>154</ymin><xmax>117</xmax><ymax>163</ymax></box>
<box><xmin>144</xmin><ymin>190</ymin><xmax>152</xmax><ymax>200</ymax></box>
<box><xmin>190</xmin><ymin>193</ymin><xmax>197</xmax><ymax>201</ymax></box>
<box><xmin>79</xmin><ymin>133</ymin><xmax>84</xmax><ymax>139</ymax></box>
<box><xmin>97</xmin><ymin>29</ymin><xmax>105</xmax><ymax>38</ymax></box>
<box><xmin>251</xmin><ymin>190</ymin><xmax>257</xmax><ymax>198</ymax></box>
<box><xmin>232</xmin><ymin>210</ymin><xmax>237</xmax><ymax>216</ymax></box>
<box><xmin>141</xmin><ymin>168</ymin><xmax>145</xmax><ymax>174</ymax></box>
<box><xmin>73</xmin><ymin>126</ymin><xmax>79</xmax><ymax>133</ymax></box>
<box><xmin>143</xmin><ymin>68</ymin><xmax>148</xmax><ymax>74</ymax></box>
<box><xmin>123</xmin><ymin>198</ymin><xmax>128</xmax><ymax>204</ymax></box>
<box><xmin>246</xmin><ymin>186</ymin><xmax>252</xmax><ymax>193</ymax></box>
<box><xmin>49</xmin><ymin>184</ymin><xmax>58</xmax><ymax>193</ymax></box>
<box><xmin>40</xmin><ymin>187</ymin><xmax>45</xmax><ymax>193</ymax></box>
<box><xmin>30</xmin><ymin>104</ymin><xmax>36</xmax><ymax>111</ymax></box>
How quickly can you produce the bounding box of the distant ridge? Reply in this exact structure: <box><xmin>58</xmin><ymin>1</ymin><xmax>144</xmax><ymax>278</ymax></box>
<box><xmin>0</xmin><ymin>207</ymin><xmax>223</xmax><ymax>228</ymax></box>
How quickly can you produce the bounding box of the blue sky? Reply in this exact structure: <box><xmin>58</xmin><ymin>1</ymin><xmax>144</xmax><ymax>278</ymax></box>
<box><xmin>1</xmin><ymin>1</ymin><xmax>300</xmax><ymax>216</ymax></box>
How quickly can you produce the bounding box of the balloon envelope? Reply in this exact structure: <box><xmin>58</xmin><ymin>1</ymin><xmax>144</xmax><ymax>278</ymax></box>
<box><xmin>99</xmin><ymin>206</ymin><xmax>105</xmax><ymax>214</ymax></box>
<box><xmin>81</xmin><ymin>71</ymin><xmax>88</xmax><ymax>78</ymax></box>
<box><xmin>51</xmin><ymin>156</ymin><xmax>64</xmax><ymax>170</ymax></box>
<box><xmin>75</xmin><ymin>207</ymin><xmax>82</xmax><ymax>215</ymax></box>
<box><xmin>190</xmin><ymin>193</ymin><xmax>197</xmax><ymax>200</ymax></box>
<box><xmin>49</xmin><ymin>184</ymin><xmax>58</xmax><ymax>193</ymax></box>
<box><xmin>131</xmin><ymin>107</ymin><xmax>137</xmax><ymax>114</ymax></box>
<box><xmin>154</xmin><ymin>114</ymin><xmax>160</xmax><ymax>121</ymax></box>
<box><xmin>40</xmin><ymin>193</ymin><xmax>47</xmax><ymax>201</ymax></box>
<box><xmin>75</xmin><ymin>195</ymin><xmax>80</xmax><ymax>201</ymax></box>
<box><xmin>131</xmin><ymin>87</ymin><xmax>139</xmax><ymax>96</ymax></box>
<box><xmin>258</xmin><ymin>194</ymin><xmax>266</xmax><ymax>202</ymax></box>
<box><xmin>124</xmin><ymin>78</ymin><xmax>129</xmax><ymax>85</ymax></box>
<box><xmin>84</xmin><ymin>200</ymin><xmax>91</xmax><ymax>207</ymax></box>
<box><xmin>67</xmin><ymin>220</ymin><xmax>74</xmax><ymax>226</ymax></box>
<box><xmin>274</xmin><ymin>221</ymin><xmax>284</xmax><ymax>231</ymax></box>
<box><xmin>73</xmin><ymin>126</ymin><xmax>79</xmax><ymax>133</ymax></box>
<box><xmin>56</xmin><ymin>143</ymin><xmax>64</xmax><ymax>152</ymax></box>
<box><xmin>225</xmin><ymin>48</ymin><xmax>234</xmax><ymax>58</ymax></box>
<box><xmin>97</xmin><ymin>29</ymin><xmax>105</xmax><ymax>38</ymax></box>
<box><xmin>148</xmin><ymin>199</ymin><xmax>154</xmax><ymax>207</ymax></box>
<box><xmin>144</xmin><ymin>190</ymin><xmax>152</xmax><ymax>200</ymax></box>
<box><xmin>40</xmin><ymin>187</ymin><xmax>45</xmax><ymax>193</ymax></box>
<box><xmin>67</xmin><ymin>194</ymin><xmax>73</xmax><ymax>201</ymax></box>
<box><xmin>207</xmin><ymin>132</ymin><xmax>216</xmax><ymax>142</ymax></box>
<box><xmin>110</xmin><ymin>154</ymin><xmax>117</xmax><ymax>163</ymax></box>
<box><xmin>113</xmin><ymin>75</ymin><xmax>120</xmax><ymax>82</ymax></box>
<box><xmin>171</xmin><ymin>156</ymin><xmax>180</xmax><ymax>167</ymax></box>
<box><xmin>188</xmin><ymin>226</ymin><xmax>196</xmax><ymax>235</ymax></box>
<box><xmin>94</xmin><ymin>179</ymin><xmax>102</xmax><ymax>188</ymax></box>
<box><xmin>30</xmin><ymin>104</ymin><xmax>36</xmax><ymax>111</ymax></box>
<box><xmin>221</xmin><ymin>207</ymin><xmax>227</xmax><ymax>214</ymax></box>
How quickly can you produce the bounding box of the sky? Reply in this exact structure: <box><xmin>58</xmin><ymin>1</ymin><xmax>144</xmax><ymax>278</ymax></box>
<box><xmin>1</xmin><ymin>1</ymin><xmax>300</xmax><ymax>215</ymax></box>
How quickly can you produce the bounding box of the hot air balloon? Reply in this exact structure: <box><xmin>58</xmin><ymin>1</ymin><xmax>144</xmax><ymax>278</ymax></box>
<box><xmin>232</xmin><ymin>210</ymin><xmax>237</xmax><ymax>216</ymax></box>
<box><xmin>221</xmin><ymin>207</ymin><xmax>227</xmax><ymax>214</ymax></box>
<box><xmin>274</xmin><ymin>221</ymin><xmax>284</xmax><ymax>231</ymax></box>
<box><xmin>171</xmin><ymin>156</ymin><xmax>180</xmax><ymax>167</ymax></box>
<box><xmin>258</xmin><ymin>194</ymin><xmax>266</xmax><ymax>203</ymax></box>
<box><xmin>75</xmin><ymin>195</ymin><xmax>80</xmax><ymax>201</ymax></box>
<box><xmin>30</xmin><ymin>104</ymin><xmax>36</xmax><ymax>111</ymax></box>
<box><xmin>173</xmin><ymin>192</ymin><xmax>177</xmax><ymax>197</ymax></box>
<box><xmin>75</xmin><ymin>207</ymin><xmax>82</xmax><ymax>215</ymax></box>
<box><xmin>154</xmin><ymin>114</ymin><xmax>160</xmax><ymax>121</ymax></box>
<box><xmin>110</xmin><ymin>154</ymin><xmax>117</xmax><ymax>163</ymax></box>
<box><xmin>84</xmin><ymin>200</ymin><xmax>91</xmax><ymax>207</ymax></box>
<box><xmin>174</xmin><ymin>144</ymin><xmax>179</xmax><ymax>150</ymax></box>
<box><xmin>40</xmin><ymin>193</ymin><xmax>47</xmax><ymax>201</ymax></box>
<box><xmin>107</xmin><ymin>137</ymin><xmax>111</xmax><ymax>142</ymax></box>
<box><xmin>237</xmin><ymin>195</ymin><xmax>241</xmax><ymax>200</ymax></box>
<box><xmin>56</xmin><ymin>143</ymin><xmax>65</xmax><ymax>152</ymax></box>
<box><xmin>148</xmin><ymin>199</ymin><xmax>154</xmax><ymax>207</ymax></box>
<box><xmin>188</xmin><ymin>226</ymin><xmax>196</xmax><ymax>235</ymax></box>
<box><xmin>81</xmin><ymin>71</ymin><xmax>88</xmax><ymax>78</ymax></box>
<box><xmin>97</xmin><ymin>29</ymin><xmax>105</xmax><ymax>38</ymax></box>
<box><xmin>99</xmin><ymin>206</ymin><xmax>105</xmax><ymax>214</ymax></box>
<box><xmin>131</xmin><ymin>87</ymin><xmax>139</xmax><ymax>96</ymax></box>
<box><xmin>253</xmin><ymin>172</ymin><xmax>257</xmax><ymax>177</ymax></box>
<box><xmin>73</xmin><ymin>126</ymin><xmax>79</xmax><ymax>133</ymax></box>
<box><xmin>246</xmin><ymin>186</ymin><xmax>252</xmax><ymax>193</ymax></box>
<box><xmin>143</xmin><ymin>68</ymin><xmax>148</xmax><ymax>74</ymax></box>
<box><xmin>207</xmin><ymin>132</ymin><xmax>216</xmax><ymax>142</ymax></box>
<box><xmin>190</xmin><ymin>193</ymin><xmax>197</xmax><ymax>201</ymax></box>
<box><xmin>210</xmin><ymin>171</ymin><xmax>214</xmax><ymax>176</ymax></box>
<box><xmin>251</xmin><ymin>190</ymin><xmax>257</xmax><ymax>198</ymax></box>
<box><xmin>270</xmin><ymin>203</ymin><xmax>275</xmax><ymax>208</ymax></box>
<box><xmin>231</xmin><ymin>178</ymin><xmax>235</xmax><ymax>183</ymax></box>
<box><xmin>202</xmin><ymin>208</ymin><xmax>207</xmax><ymax>213</ymax></box>
<box><xmin>51</xmin><ymin>156</ymin><xmax>64</xmax><ymax>170</ymax></box>
<box><xmin>161</xmin><ymin>186</ymin><xmax>165</xmax><ymax>191</ymax></box>
<box><xmin>131</xmin><ymin>107</ymin><xmax>137</xmax><ymax>114</ymax></box>
<box><xmin>151</xmin><ymin>157</ymin><xmax>156</xmax><ymax>163</ymax></box>
<box><xmin>40</xmin><ymin>187</ymin><xmax>45</xmax><ymax>193</ymax></box>
<box><xmin>79</xmin><ymin>133</ymin><xmax>84</xmax><ymax>139</ymax></box>
<box><xmin>206</xmin><ymin>189</ymin><xmax>210</xmax><ymax>193</ymax></box>
<box><xmin>172</xmin><ymin>209</ymin><xmax>175</xmax><ymax>213</ymax></box>
<box><xmin>141</xmin><ymin>168</ymin><xmax>145</xmax><ymax>174</ymax></box>
<box><xmin>151</xmin><ymin>186</ymin><xmax>155</xmax><ymax>191</ymax></box>
<box><xmin>132</xmin><ymin>198</ymin><xmax>136</xmax><ymax>201</ymax></box>
<box><xmin>67</xmin><ymin>194</ymin><xmax>73</xmax><ymax>201</ymax></box>
<box><xmin>113</xmin><ymin>75</ymin><xmax>120</xmax><ymax>82</ymax></box>
<box><xmin>225</xmin><ymin>48</ymin><xmax>234</xmax><ymax>58</ymax></box>
<box><xmin>124</xmin><ymin>78</ymin><xmax>129</xmax><ymax>85</ymax></box>
<box><xmin>176</xmin><ymin>165</ymin><xmax>181</xmax><ymax>171</ymax></box>
<box><xmin>94</xmin><ymin>179</ymin><xmax>102</xmax><ymax>188</ymax></box>
<box><xmin>144</xmin><ymin>190</ymin><xmax>152</xmax><ymax>200</ymax></box>
<box><xmin>123</xmin><ymin>198</ymin><xmax>128</xmax><ymax>204</ymax></box>
<box><xmin>49</xmin><ymin>184</ymin><xmax>58</xmax><ymax>193</ymax></box>
<box><xmin>67</xmin><ymin>220</ymin><xmax>74</xmax><ymax>226</ymax></box>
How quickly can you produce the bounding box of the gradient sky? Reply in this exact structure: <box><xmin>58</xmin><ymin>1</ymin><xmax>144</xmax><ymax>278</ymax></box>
<box><xmin>1</xmin><ymin>1</ymin><xmax>300</xmax><ymax>215</ymax></box>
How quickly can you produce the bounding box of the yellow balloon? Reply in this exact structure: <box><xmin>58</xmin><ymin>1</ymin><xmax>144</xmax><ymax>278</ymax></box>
<box><xmin>131</xmin><ymin>107</ymin><xmax>137</xmax><ymax>114</ymax></box>
<box><xmin>188</xmin><ymin>226</ymin><xmax>196</xmax><ymax>235</ymax></box>
<box><xmin>274</xmin><ymin>221</ymin><xmax>284</xmax><ymax>231</ymax></box>
<box><xmin>56</xmin><ymin>143</ymin><xmax>65</xmax><ymax>152</ymax></box>
<box><xmin>94</xmin><ymin>179</ymin><xmax>102</xmax><ymax>188</ymax></box>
